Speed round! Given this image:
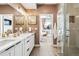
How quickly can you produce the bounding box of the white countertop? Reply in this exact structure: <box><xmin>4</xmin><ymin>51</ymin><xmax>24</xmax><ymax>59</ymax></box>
<box><xmin>0</xmin><ymin>33</ymin><xmax>34</xmax><ymax>53</ymax></box>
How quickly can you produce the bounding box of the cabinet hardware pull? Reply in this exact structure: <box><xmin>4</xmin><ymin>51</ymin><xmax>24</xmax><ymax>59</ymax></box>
<box><xmin>27</xmin><ymin>48</ymin><xmax>29</xmax><ymax>51</ymax></box>
<box><xmin>5</xmin><ymin>45</ymin><xmax>15</xmax><ymax>51</ymax></box>
<box><xmin>27</xmin><ymin>40</ymin><xmax>29</xmax><ymax>43</ymax></box>
<box><xmin>15</xmin><ymin>41</ymin><xmax>21</xmax><ymax>45</ymax></box>
<box><xmin>66</xmin><ymin>36</ymin><xmax>70</xmax><ymax>37</ymax></box>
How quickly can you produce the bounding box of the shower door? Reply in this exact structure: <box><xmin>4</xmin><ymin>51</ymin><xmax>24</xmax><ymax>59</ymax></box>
<box><xmin>63</xmin><ymin>4</ymin><xmax>79</xmax><ymax>56</ymax></box>
<box><xmin>64</xmin><ymin>15</ymin><xmax>79</xmax><ymax>56</ymax></box>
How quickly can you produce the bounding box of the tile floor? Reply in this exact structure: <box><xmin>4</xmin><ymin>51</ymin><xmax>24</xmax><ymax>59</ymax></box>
<box><xmin>30</xmin><ymin>46</ymin><xmax>59</xmax><ymax>56</ymax></box>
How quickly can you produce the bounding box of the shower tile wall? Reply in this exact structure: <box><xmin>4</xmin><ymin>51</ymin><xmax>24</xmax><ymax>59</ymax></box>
<box><xmin>68</xmin><ymin>16</ymin><xmax>79</xmax><ymax>56</ymax></box>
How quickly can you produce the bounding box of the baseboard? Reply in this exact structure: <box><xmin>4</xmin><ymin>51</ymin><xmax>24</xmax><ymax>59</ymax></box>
<box><xmin>34</xmin><ymin>44</ymin><xmax>58</xmax><ymax>47</ymax></box>
<box><xmin>34</xmin><ymin>44</ymin><xmax>40</xmax><ymax>47</ymax></box>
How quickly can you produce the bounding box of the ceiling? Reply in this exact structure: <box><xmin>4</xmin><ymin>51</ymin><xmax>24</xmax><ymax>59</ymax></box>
<box><xmin>66</xmin><ymin>4</ymin><xmax>79</xmax><ymax>16</ymax></box>
<box><xmin>0</xmin><ymin>3</ymin><xmax>58</xmax><ymax>9</ymax></box>
<box><xmin>21</xmin><ymin>3</ymin><xmax>37</xmax><ymax>9</ymax></box>
<box><xmin>0</xmin><ymin>3</ymin><xmax>8</xmax><ymax>5</ymax></box>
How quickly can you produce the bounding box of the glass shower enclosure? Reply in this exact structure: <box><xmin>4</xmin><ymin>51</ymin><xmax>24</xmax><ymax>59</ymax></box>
<box><xmin>63</xmin><ymin>3</ymin><xmax>79</xmax><ymax>56</ymax></box>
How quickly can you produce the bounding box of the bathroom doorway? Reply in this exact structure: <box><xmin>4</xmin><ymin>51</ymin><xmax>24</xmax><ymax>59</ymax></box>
<box><xmin>39</xmin><ymin>14</ymin><xmax>53</xmax><ymax>46</ymax></box>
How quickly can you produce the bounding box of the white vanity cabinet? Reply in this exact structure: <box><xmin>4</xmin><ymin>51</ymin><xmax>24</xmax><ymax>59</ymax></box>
<box><xmin>0</xmin><ymin>50</ymin><xmax>10</xmax><ymax>56</ymax></box>
<box><xmin>0</xmin><ymin>45</ymin><xmax>15</xmax><ymax>56</ymax></box>
<box><xmin>24</xmin><ymin>37</ymin><xmax>30</xmax><ymax>56</ymax></box>
<box><xmin>14</xmin><ymin>41</ymin><xmax>23</xmax><ymax>56</ymax></box>
<box><xmin>24</xmin><ymin>34</ymin><xmax>35</xmax><ymax>56</ymax></box>
<box><xmin>9</xmin><ymin>47</ymin><xmax>15</xmax><ymax>56</ymax></box>
<box><xmin>0</xmin><ymin>41</ymin><xmax>24</xmax><ymax>56</ymax></box>
<box><xmin>29</xmin><ymin>35</ymin><xmax>34</xmax><ymax>53</ymax></box>
<box><xmin>0</xmin><ymin>33</ymin><xmax>35</xmax><ymax>56</ymax></box>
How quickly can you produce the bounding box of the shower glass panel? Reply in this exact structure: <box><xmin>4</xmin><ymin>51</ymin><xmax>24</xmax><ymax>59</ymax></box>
<box><xmin>63</xmin><ymin>3</ymin><xmax>79</xmax><ymax>56</ymax></box>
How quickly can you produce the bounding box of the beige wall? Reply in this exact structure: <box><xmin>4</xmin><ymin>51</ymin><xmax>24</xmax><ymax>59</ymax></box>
<box><xmin>0</xmin><ymin>4</ymin><xmax>58</xmax><ymax>45</ymax></box>
<box><xmin>27</xmin><ymin>4</ymin><xmax>58</xmax><ymax>44</ymax></box>
<box><xmin>0</xmin><ymin>5</ymin><xmax>28</xmax><ymax>33</ymax></box>
<box><xmin>0</xmin><ymin>5</ymin><xmax>20</xmax><ymax>15</ymax></box>
<box><xmin>37</xmin><ymin>4</ymin><xmax>58</xmax><ymax>44</ymax></box>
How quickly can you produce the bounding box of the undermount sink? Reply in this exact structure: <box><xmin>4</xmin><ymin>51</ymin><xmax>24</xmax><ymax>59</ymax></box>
<box><xmin>0</xmin><ymin>40</ymin><xmax>14</xmax><ymax>46</ymax></box>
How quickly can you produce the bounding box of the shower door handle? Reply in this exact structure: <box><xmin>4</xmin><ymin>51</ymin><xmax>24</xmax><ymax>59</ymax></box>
<box><xmin>66</xmin><ymin>30</ymin><xmax>70</xmax><ymax>37</ymax></box>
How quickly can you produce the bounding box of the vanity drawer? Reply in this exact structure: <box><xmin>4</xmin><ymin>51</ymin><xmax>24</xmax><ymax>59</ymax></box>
<box><xmin>24</xmin><ymin>46</ymin><xmax>31</xmax><ymax>56</ymax></box>
<box><xmin>24</xmin><ymin>35</ymin><xmax>34</xmax><ymax>56</ymax></box>
<box><xmin>25</xmin><ymin>36</ymin><xmax>33</xmax><ymax>45</ymax></box>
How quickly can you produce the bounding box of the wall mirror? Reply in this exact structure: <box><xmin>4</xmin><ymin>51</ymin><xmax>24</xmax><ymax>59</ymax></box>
<box><xmin>3</xmin><ymin>15</ymin><xmax>13</xmax><ymax>33</ymax></box>
<box><xmin>0</xmin><ymin>14</ymin><xmax>13</xmax><ymax>37</ymax></box>
<box><xmin>2</xmin><ymin>14</ymin><xmax>13</xmax><ymax>34</ymax></box>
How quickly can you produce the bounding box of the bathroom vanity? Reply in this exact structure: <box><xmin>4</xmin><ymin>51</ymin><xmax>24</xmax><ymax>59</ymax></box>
<box><xmin>0</xmin><ymin>33</ymin><xmax>35</xmax><ymax>56</ymax></box>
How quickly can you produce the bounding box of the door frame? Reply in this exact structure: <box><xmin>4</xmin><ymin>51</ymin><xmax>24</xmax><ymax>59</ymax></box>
<box><xmin>39</xmin><ymin>13</ymin><xmax>53</xmax><ymax>46</ymax></box>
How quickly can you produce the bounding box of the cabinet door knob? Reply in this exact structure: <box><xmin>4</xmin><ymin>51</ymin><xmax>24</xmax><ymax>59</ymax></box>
<box><xmin>27</xmin><ymin>40</ymin><xmax>29</xmax><ymax>43</ymax></box>
<box><xmin>15</xmin><ymin>41</ymin><xmax>21</xmax><ymax>45</ymax></box>
<box><xmin>27</xmin><ymin>48</ymin><xmax>29</xmax><ymax>51</ymax></box>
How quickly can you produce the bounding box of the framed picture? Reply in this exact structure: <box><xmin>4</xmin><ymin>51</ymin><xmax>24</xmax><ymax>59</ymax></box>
<box><xmin>28</xmin><ymin>15</ymin><xmax>36</xmax><ymax>25</ymax></box>
<box><xmin>15</xmin><ymin>15</ymin><xmax>25</xmax><ymax>25</ymax></box>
